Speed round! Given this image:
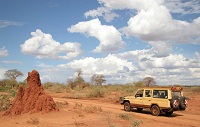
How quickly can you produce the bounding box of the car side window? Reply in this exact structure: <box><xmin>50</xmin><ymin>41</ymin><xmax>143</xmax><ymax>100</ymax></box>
<box><xmin>145</xmin><ymin>90</ymin><xmax>152</xmax><ymax>97</ymax></box>
<box><xmin>153</xmin><ymin>90</ymin><xmax>168</xmax><ymax>99</ymax></box>
<box><xmin>135</xmin><ymin>89</ymin><xmax>144</xmax><ymax>97</ymax></box>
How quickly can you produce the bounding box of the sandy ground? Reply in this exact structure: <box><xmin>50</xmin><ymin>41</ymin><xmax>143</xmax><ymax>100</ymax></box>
<box><xmin>0</xmin><ymin>92</ymin><xmax>200</xmax><ymax>127</ymax></box>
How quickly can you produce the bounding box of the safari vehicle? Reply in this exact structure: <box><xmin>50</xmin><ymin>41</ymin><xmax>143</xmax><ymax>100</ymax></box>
<box><xmin>119</xmin><ymin>86</ymin><xmax>188</xmax><ymax>116</ymax></box>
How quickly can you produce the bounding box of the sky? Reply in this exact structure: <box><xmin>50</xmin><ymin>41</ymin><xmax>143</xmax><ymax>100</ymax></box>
<box><xmin>0</xmin><ymin>0</ymin><xmax>200</xmax><ymax>85</ymax></box>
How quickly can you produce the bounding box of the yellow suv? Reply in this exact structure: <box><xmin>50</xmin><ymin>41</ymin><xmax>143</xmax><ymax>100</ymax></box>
<box><xmin>119</xmin><ymin>87</ymin><xmax>188</xmax><ymax>116</ymax></box>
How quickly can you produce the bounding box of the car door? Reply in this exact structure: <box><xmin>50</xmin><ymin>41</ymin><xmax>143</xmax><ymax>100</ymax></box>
<box><xmin>130</xmin><ymin>89</ymin><xmax>144</xmax><ymax>107</ymax></box>
<box><xmin>142</xmin><ymin>89</ymin><xmax>152</xmax><ymax>108</ymax></box>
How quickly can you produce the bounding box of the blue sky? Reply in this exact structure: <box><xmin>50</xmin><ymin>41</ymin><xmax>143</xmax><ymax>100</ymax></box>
<box><xmin>0</xmin><ymin>0</ymin><xmax>200</xmax><ymax>85</ymax></box>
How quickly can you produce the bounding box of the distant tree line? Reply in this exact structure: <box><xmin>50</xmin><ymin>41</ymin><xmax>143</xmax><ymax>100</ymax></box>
<box><xmin>0</xmin><ymin>68</ymin><xmax>158</xmax><ymax>89</ymax></box>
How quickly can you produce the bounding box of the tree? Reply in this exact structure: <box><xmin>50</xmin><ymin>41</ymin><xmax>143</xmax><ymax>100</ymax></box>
<box><xmin>67</xmin><ymin>68</ymin><xmax>88</xmax><ymax>89</ymax></box>
<box><xmin>75</xmin><ymin>68</ymin><xmax>85</xmax><ymax>83</ymax></box>
<box><xmin>143</xmin><ymin>77</ymin><xmax>156</xmax><ymax>87</ymax></box>
<box><xmin>76</xmin><ymin>68</ymin><xmax>82</xmax><ymax>77</ymax></box>
<box><xmin>91</xmin><ymin>74</ymin><xmax>106</xmax><ymax>86</ymax></box>
<box><xmin>4</xmin><ymin>69</ymin><xmax>23</xmax><ymax>81</ymax></box>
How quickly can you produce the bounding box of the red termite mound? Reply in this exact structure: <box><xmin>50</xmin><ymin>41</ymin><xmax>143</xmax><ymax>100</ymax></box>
<box><xmin>4</xmin><ymin>70</ymin><xmax>59</xmax><ymax>116</ymax></box>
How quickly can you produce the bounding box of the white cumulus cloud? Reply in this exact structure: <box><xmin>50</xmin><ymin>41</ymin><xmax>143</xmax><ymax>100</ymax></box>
<box><xmin>148</xmin><ymin>41</ymin><xmax>172</xmax><ymax>57</ymax></box>
<box><xmin>120</xmin><ymin>5</ymin><xmax>200</xmax><ymax>43</ymax></box>
<box><xmin>92</xmin><ymin>0</ymin><xmax>200</xmax><ymax>44</ymax></box>
<box><xmin>115</xmin><ymin>49</ymin><xmax>200</xmax><ymax>85</ymax></box>
<box><xmin>57</xmin><ymin>54</ymin><xmax>136</xmax><ymax>83</ymax></box>
<box><xmin>67</xmin><ymin>18</ymin><xmax>125</xmax><ymax>52</ymax></box>
<box><xmin>98</xmin><ymin>0</ymin><xmax>164</xmax><ymax>10</ymax></box>
<box><xmin>0</xmin><ymin>47</ymin><xmax>8</xmax><ymax>57</ymax></box>
<box><xmin>65</xmin><ymin>54</ymin><xmax>136</xmax><ymax>75</ymax></box>
<box><xmin>0</xmin><ymin>20</ymin><xmax>25</xmax><ymax>28</ymax></box>
<box><xmin>0</xmin><ymin>68</ymin><xmax>7</xmax><ymax>80</ymax></box>
<box><xmin>164</xmin><ymin>0</ymin><xmax>200</xmax><ymax>14</ymax></box>
<box><xmin>2</xmin><ymin>61</ymin><xmax>22</xmax><ymax>64</ymax></box>
<box><xmin>21</xmin><ymin>29</ymin><xmax>82</xmax><ymax>59</ymax></box>
<box><xmin>84</xmin><ymin>7</ymin><xmax>119</xmax><ymax>22</ymax></box>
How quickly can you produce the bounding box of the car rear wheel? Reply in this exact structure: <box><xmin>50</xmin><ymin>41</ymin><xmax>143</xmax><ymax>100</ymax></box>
<box><xmin>179</xmin><ymin>97</ymin><xmax>187</xmax><ymax>110</ymax></box>
<box><xmin>170</xmin><ymin>97</ymin><xmax>179</xmax><ymax>110</ymax></box>
<box><xmin>151</xmin><ymin>105</ymin><xmax>160</xmax><ymax>116</ymax></box>
<box><xmin>124</xmin><ymin>102</ymin><xmax>131</xmax><ymax>112</ymax></box>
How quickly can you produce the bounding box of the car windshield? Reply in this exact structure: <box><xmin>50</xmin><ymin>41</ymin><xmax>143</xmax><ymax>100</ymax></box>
<box><xmin>172</xmin><ymin>91</ymin><xmax>182</xmax><ymax>97</ymax></box>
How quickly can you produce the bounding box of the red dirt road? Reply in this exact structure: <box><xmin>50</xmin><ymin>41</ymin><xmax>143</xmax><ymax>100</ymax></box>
<box><xmin>56</xmin><ymin>98</ymin><xmax>200</xmax><ymax>127</ymax></box>
<box><xmin>0</xmin><ymin>97</ymin><xmax>199</xmax><ymax>127</ymax></box>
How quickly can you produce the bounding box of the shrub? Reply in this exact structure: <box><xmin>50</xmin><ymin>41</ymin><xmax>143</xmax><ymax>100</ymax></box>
<box><xmin>73</xmin><ymin>103</ymin><xmax>83</xmax><ymax>109</ymax></box>
<box><xmin>3</xmin><ymin>79</ymin><xmax>19</xmax><ymax>89</ymax></box>
<box><xmin>0</xmin><ymin>81</ymin><xmax>6</xmax><ymax>87</ymax></box>
<box><xmin>0</xmin><ymin>95</ymin><xmax>12</xmax><ymax>111</ymax></box>
<box><xmin>130</xmin><ymin>120</ymin><xmax>143</xmax><ymax>127</ymax></box>
<box><xmin>84</xmin><ymin>105</ymin><xmax>102</xmax><ymax>113</ymax></box>
<box><xmin>68</xmin><ymin>82</ymin><xmax>90</xmax><ymax>90</ymax></box>
<box><xmin>134</xmin><ymin>82</ymin><xmax>144</xmax><ymax>87</ymax></box>
<box><xmin>43</xmin><ymin>82</ymin><xmax>70</xmax><ymax>93</ymax></box>
<box><xmin>119</xmin><ymin>113</ymin><xmax>131</xmax><ymax>120</ymax></box>
<box><xmin>43</xmin><ymin>82</ymin><xmax>53</xmax><ymax>89</ymax></box>
<box><xmin>9</xmin><ymin>89</ymin><xmax>17</xmax><ymax>97</ymax></box>
<box><xmin>0</xmin><ymin>86</ymin><xmax>10</xmax><ymax>92</ymax></box>
<box><xmin>86</xmin><ymin>87</ymin><xmax>105</xmax><ymax>98</ymax></box>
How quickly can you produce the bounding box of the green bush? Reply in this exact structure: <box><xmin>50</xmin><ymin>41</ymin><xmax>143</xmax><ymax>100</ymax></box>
<box><xmin>86</xmin><ymin>86</ymin><xmax>105</xmax><ymax>98</ymax></box>
<box><xmin>43</xmin><ymin>82</ymin><xmax>70</xmax><ymax>93</ymax></box>
<box><xmin>0</xmin><ymin>86</ymin><xmax>10</xmax><ymax>92</ymax></box>
<box><xmin>0</xmin><ymin>81</ymin><xmax>6</xmax><ymax>87</ymax></box>
<box><xmin>9</xmin><ymin>89</ymin><xmax>17</xmax><ymax>97</ymax></box>
<box><xmin>0</xmin><ymin>95</ymin><xmax>12</xmax><ymax>111</ymax></box>
<box><xmin>3</xmin><ymin>79</ymin><xmax>19</xmax><ymax>88</ymax></box>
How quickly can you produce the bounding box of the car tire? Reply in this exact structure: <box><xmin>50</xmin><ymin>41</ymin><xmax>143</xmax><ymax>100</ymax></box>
<box><xmin>124</xmin><ymin>102</ymin><xmax>131</xmax><ymax>112</ymax></box>
<box><xmin>151</xmin><ymin>105</ymin><xmax>160</xmax><ymax>116</ymax></box>
<box><xmin>170</xmin><ymin>97</ymin><xmax>179</xmax><ymax>110</ymax></box>
<box><xmin>179</xmin><ymin>97</ymin><xmax>186</xmax><ymax>110</ymax></box>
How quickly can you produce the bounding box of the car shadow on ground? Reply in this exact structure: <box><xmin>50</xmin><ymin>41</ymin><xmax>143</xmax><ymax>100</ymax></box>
<box><xmin>120</xmin><ymin>109</ymin><xmax>183</xmax><ymax>117</ymax></box>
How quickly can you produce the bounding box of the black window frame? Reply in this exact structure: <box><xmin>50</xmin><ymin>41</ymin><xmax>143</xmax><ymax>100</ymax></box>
<box><xmin>145</xmin><ymin>90</ymin><xmax>152</xmax><ymax>97</ymax></box>
<box><xmin>135</xmin><ymin>89</ymin><xmax>144</xmax><ymax>97</ymax></box>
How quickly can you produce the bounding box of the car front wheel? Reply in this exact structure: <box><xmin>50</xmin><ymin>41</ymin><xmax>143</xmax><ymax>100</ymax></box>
<box><xmin>124</xmin><ymin>102</ymin><xmax>131</xmax><ymax>112</ymax></box>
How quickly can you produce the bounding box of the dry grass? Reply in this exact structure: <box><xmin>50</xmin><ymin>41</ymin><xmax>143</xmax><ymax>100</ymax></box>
<box><xmin>118</xmin><ymin>113</ymin><xmax>131</xmax><ymax>120</ymax></box>
<box><xmin>27</xmin><ymin>117</ymin><xmax>39</xmax><ymax>125</ymax></box>
<box><xmin>73</xmin><ymin>103</ymin><xmax>83</xmax><ymax>109</ymax></box>
<box><xmin>84</xmin><ymin>105</ymin><xmax>103</xmax><ymax>113</ymax></box>
<box><xmin>56</xmin><ymin>101</ymin><xmax>68</xmax><ymax>108</ymax></box>
<box><xmin>190</xmin><ymin>86</ymin><xmax>200</xmax><ymax>93</ymax></box>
